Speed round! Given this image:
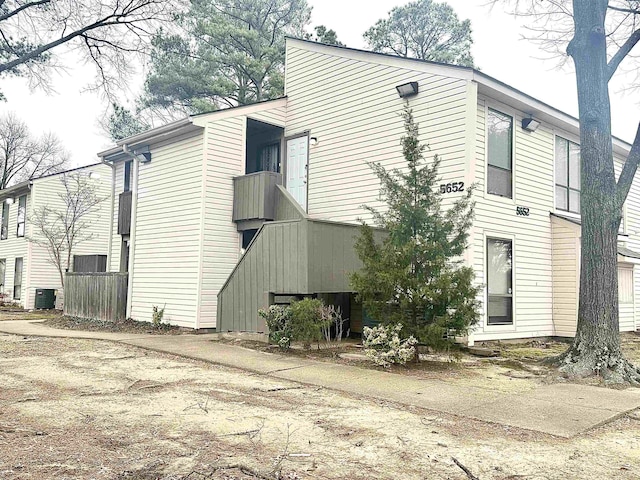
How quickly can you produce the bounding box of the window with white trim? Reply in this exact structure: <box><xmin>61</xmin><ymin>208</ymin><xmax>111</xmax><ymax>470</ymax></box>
<box><xmin>487</xmin><ymin>108</ymin><xmax>513</xmax><ymax>199</ymax></box>
<box><xmin>16</xmin><ymin>195</ymin><xmax>26</xmax><ymax>237</ymax></box>
<box><xmin>555</xmin><ymin>136</ymin><xmax>581</xmax><ymax>213</ymax></box>
<box><xmin>487</xmin><ymin>238</ymin><xmax>513</xmax><ymax>325</ymax></box>
<box><xmin>1</xmin><ymin>202</ymin><xmax>8</xmax><ymax>240</ymax></box>
<box><xmin>618</xmin><ymin>267</ymin><xmax>633</xmax><ymax>304</ymax></box>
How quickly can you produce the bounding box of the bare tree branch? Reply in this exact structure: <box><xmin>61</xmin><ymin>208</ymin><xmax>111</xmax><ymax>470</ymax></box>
<box><xmin>607</xmin><ymin>28</ymin><xmax>640</xmax><ymax>80</ymax></box>
<box><xmin>616</xmin><ymin>122</ymin><xmax>640</xmax><ymax>207</ymax></box>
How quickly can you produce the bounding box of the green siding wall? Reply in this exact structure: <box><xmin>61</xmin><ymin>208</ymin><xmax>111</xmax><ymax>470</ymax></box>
<box><xmin>217</xmin><ymin>212</ymin><xmax>386</xmax><ymax>332</ymax></box>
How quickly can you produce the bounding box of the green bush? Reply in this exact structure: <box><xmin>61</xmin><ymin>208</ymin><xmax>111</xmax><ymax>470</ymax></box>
<box><xmin>258</xmin><ymin>305</ymin><xmax>293</xmax><ymax>350</ymax></box>
<box><xmin>289</xmin><ymin>298</ymin><xmax>331</xmax><ymax>349</ymax></box>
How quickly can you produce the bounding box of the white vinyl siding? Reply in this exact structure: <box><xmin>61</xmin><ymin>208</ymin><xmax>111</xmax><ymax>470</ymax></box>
<box><xmin>551</xmin><ymin>216</ymin><xmax>580</xmax><ymax>337</ymax></box>
<box><xmin>199</xmin><ymin>116</ymin><xmax>245</xmax><ymax>329</ymax></box>
<box><xmin>26</xmin><ymin>165</ymin><xmax>112</xmax><ymax>309</ymax></box>
<box><xmin>473</xmin><ymin>97</ymin><xmax>555</xmax><ymax>341</ymax></box>
<box><xmin>285</xmin><ymin>42</ymin><xmax>470</xmax><ymax>224</ymax></box>
<box><xmin>129</xmin><ymin>132</ymin><xmax>204</xmax><ymax>327</ymax></box>
<box><xmin>0</xmin><ymin>192</ymin><xmax>28</xmax><ymax>304</ymax></box>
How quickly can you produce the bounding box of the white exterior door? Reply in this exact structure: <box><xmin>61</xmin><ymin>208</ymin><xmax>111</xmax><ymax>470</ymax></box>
<box><xmin>286</xmin><ymin>135</ymin><xmax>308</xmax><ymax>211</ymax></box>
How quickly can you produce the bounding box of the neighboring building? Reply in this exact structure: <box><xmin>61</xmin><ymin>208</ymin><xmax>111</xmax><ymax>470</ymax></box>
<box><xmin>0</xmin><ymin>164</ymin><xmax>112</xmax><ymax>309</ymax></box>
<box><xmin>99</xmin><ymin>38</ymin><xmax>640</xmax><ymax>342</ymax></box>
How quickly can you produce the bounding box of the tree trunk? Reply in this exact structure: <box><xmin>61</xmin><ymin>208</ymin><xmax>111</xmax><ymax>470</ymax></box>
<box><xmin>559</xmin><ymin>0</ymin><xmax>640</xmax><ymax>383</ymax></box>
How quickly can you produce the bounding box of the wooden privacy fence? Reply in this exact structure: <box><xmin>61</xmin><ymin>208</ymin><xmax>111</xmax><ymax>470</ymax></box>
<box><xmin>64</xmin><ymin>273</ymin><xmax>128</xmax><ymax>321</ymax></box>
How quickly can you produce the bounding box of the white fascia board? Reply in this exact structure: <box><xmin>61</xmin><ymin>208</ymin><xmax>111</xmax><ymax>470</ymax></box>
<box><xmin>190</xmin><ymin>98</ymin><xmax>288</xmax><ymax>127</ymax></box>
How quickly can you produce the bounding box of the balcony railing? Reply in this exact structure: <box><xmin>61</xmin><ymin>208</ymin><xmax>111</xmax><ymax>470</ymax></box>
<box><xmin>118</xmin><ymin>190</ymin><xmax>132</xmax><ymax>235</ymax></box>
<box><xmin>233</xmin><ymin>171</ymin><xmax>283</xmax><ymax>224</ymax></box>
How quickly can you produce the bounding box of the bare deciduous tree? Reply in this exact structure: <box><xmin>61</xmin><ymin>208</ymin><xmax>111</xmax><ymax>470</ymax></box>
<box><xmin>0</xmin><ymin>113</ymin><xmax>69</xmax><ymax>189</ymax></box>
<box><xmin>495</xmin><ymin>0</ymin><xmax>640</xmax><ymax>383</ymax></box>
<box><xmin>29</xmin><ymin>172</ymin><xmax>106</xmax><ymax>288</ymax></box>
<box><xmin>0</xmin><ymin>0</ymin><xmax>180</xmax><ymax>98</ymax></box>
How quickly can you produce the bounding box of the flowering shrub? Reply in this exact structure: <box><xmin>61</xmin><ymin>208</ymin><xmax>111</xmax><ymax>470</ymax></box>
<box><xmin>362</xmin><ymin>323</ymin><xmax>418</xmax><ymax>367</ymax></box>
<box><xmin>258</xmin><ymin>305</ymin><xmax>293</xmax><ymax>350</ymax></box>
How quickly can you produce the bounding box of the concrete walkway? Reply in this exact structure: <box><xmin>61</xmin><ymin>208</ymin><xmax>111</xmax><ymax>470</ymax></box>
<box><xmin>1</xmin><ymin>319</ymin><xmax>640</xmax><ymax>438</ymax></box>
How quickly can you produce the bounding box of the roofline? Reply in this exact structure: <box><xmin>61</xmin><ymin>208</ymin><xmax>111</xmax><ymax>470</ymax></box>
<box><xmin>98</xmin><ymin>97</ymin><xmax>289</xmax><ymax>159</ymax></box>
<box><xmin>0</xmin><ymin>162</ymin><xmax>106</xmax><ymax>198</ymax></box>
<box><xmin>286</xmin><ymin>37</ymin><xmax>632</xmax><ymax>150</ymax></box>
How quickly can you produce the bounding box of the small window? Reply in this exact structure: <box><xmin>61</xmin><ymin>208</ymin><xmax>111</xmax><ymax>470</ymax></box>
<box><xmin>124</xmin><ymin>160</ymin><xmax>132</xmax><ymax>192</ymax></box>
<box><xmin>242</xmin><ymin>229</ymin><xmax>258</xmax><ymax>250</ymax></box>
<box><xmin>1</xmin><ymin>202</ymin><xmax>8</xmax><ymax>240</ymax></box>
<box><xmin>0</xmin><ymin>258</ymin><xmax>5</xmax><ymax>292</ymax></box>
<box><xmin>555</xmin><ymin>137</ymin><xmax>581</xmax><ymax>213</ymax></box>
<box><xmin>258</xmin><ymin>143</ymin><xmax>280</xmax><ymax>172</ymax></box>
<box><xmin>16</xmin><ymin>195</ymin><xmax>26</xmax><ymax>237</ymax></box>
<box><xmin>13</xmin><ymin>257</ymin><xmax>23</xmax><ymax>300</ymax></box>
<box><xmin>487</xmin><ymin>109</ymin><xmax>513</xmax><ymax>198</ymax></box>
<box><xmin>619</xmin><ymin>267</ymin><xmax>634</xmax><ymax>304</ymax></box>
<box><xmin>487</xmin><ymin>238</ymin><xmax>513</xmax><ymax>326</ymax></box>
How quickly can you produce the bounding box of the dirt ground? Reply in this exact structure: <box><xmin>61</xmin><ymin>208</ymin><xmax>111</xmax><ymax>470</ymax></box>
<box><xmin>1</xmin><ymin>333</ymin><xmax>640</xmax><ymax>480</ymax></box>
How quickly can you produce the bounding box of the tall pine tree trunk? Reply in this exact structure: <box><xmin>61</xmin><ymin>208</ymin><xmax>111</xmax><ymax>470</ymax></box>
<box><xmin>559</xmin><ymin>0</ymin><xmax>639</xmax><ymax>383</ymax></box>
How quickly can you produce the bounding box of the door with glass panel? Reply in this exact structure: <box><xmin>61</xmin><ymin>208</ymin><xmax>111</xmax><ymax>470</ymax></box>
<box><xmin>487</xmin><ymin>238</ymin><xmax>513</xmax><ymax>325</ymax></box>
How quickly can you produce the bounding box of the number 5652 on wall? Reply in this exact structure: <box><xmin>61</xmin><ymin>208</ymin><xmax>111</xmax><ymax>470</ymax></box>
<box><xmin>439</xmin><ymin>182</ymin><xmax>465</xmax><ymax>194</ymax></box>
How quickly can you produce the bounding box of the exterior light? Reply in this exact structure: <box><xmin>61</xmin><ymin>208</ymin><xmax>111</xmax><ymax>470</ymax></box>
<box><xmin>522</xmin><ymin>117</ymin><xmax>541</xmax><ymax>132</ymax></box>
<box><xmin>89</xmin><ymin>171</ymin><xmax>101</xmax><ymax>180</ymax></box>
<box><xmin>309</xmin><ymin>137</ymin><xmax>318</xmax><ymax>146</ymax></box>
<box><xmin>5</xmin><ymin>198</ymin><xmax>14</xmax><ymax>205</ymax></box>
<box><xmin>396</xmin><ymin>81</ymin><xmax>419</xmax><ymax>98</ymax></box>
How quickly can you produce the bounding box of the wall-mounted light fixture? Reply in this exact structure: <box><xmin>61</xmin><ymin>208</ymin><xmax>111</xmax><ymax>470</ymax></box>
<box><xmin>89</xmin><ymin>171</ymin><xmax>101</xmax><ymax>180</ymax></box>
<box><xmin>396</xmin><ymin>81</ymin><xmax>419</xmax><ymax>98</ymax></box>
<box><xmin>5</xmin><ymin>198</ymin><xmax>14</xmax><ymax>205</ymax></box>
<box><xmin>309</xmin><ymin>137</ymin><xmax>318</xmax><ymax>146</ymax></box>
<box><xmin>522</xmin><ymin>117</ymin><xmax>541</xmax><ymax>132</ymax></box>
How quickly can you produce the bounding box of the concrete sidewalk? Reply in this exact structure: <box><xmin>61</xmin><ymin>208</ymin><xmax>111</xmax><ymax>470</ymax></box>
<box><xmin>1</xmin><ymin>319</ymin><xmax>639</xmax><ymax>438</ymax></box>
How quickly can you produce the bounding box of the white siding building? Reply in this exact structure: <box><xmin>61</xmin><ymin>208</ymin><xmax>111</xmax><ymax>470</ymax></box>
<box><xmin>0</xmin><ymin>164</ymin><xmax>112</xmax><ymax>309</ymax></box>
<box><xmin>98</xmin><ymin>38</ymin><xmax>640</xmax><ymax>342</ymax></box>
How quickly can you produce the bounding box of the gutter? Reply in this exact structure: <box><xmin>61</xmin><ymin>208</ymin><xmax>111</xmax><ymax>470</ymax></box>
<box><xmin>120</xmin><ymin>144</ymin><xmax>140</xmax><ymax>320</ymax></box>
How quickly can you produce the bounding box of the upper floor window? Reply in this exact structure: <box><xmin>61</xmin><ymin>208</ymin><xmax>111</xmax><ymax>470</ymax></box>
<box><xmin>124</xmin><ymin>160</ymin><xmax>132</xmax><ymax>192</ymax></box>
<box><xmin>16</xmin><ymin>195</ymin><xmax>26</xmax><ymax>237</ymax></box>
<box><xmin>1</xmin><ymin>202</ymin><xmax>8</xmax><ymax>240</ymax></box>
<box><xmin>487</xmin><ymin>108</ymin><xmax>513</xmax><ymax>199</ymax></box>
<box><xmin>555</xmin><ymin>136</ymin><xmax>580</xmax><ymax>213</ymax></box>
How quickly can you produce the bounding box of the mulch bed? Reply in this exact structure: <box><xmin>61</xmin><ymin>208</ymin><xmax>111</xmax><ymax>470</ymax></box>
<box><xmin>43</xmin><ymin>316</ymin><xmax>191</xmax><ymax>335</ymax></box>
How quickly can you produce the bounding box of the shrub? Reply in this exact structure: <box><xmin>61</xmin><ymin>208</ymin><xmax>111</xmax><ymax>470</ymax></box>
<box><xmin>289</xmin><ymin>298</ymin><xmax>332</xmax><ymax>349</ymax></box>
<box><xmin>258</xmin><ymin>305</ymin><xmax>293</xmax><ymax>350</ymax></box>
<box><xmin>363</xmin><ymin>323</ymin><xmax>417</xmax><ymax>368</ymax></box>
<box><xmin>152</xmin><ymin>305</ymin><xmax>166</xmax><ymax>329</ymax></box>
<box><xmin>320</xmin><ymin>305</ymin><xmax>349</xmax><ymax>343</ymax></box>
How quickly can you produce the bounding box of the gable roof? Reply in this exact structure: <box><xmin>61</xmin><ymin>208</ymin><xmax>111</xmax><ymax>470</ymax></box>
<box><xmin>98</xmin><ymin>97</ymin><xmax>288</xmax><ymax>160</ymax></box>
<box><xmin>286</xmin><ymin>38</ymin><xmax>632</xmax><ymax>156</ymax></box>
<box><xmin>0</xmin><ymin>162</ymin><xmax>104</xmax><ymax>201</ymax></box>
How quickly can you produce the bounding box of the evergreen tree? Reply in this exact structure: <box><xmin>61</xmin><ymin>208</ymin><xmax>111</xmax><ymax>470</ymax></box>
<box><xmin>350</xmin><ymin>105</ymin><xmax>480</xmax><ymax>353</ymax></box>
<box><xmin>107</xmin><ymin>104</ymin><xmax>149</xmax><ymax>141</ymax></box>
<box><xmin>364</xmin><ymin>0</ymin><xmax>474</xmax><ymax>67</ymax></box>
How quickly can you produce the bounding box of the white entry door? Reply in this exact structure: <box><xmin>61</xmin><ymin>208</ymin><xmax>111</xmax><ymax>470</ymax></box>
<box><xmin>286</xmin><ymin>135</ymin><xmax>309</xmax><ymax>211</ymax></box>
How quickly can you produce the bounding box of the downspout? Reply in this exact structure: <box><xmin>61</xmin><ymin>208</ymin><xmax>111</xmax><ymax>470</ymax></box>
<box><xmin>24</xmin><ymin>182</ymin><xmax>33</xmax><ymax>309</ymax></box>
<box><xmin>121</xmin><ymin>145</ymin><xmax>140</xmax><ymax>320</ymax></box>
<box><xmin>100</xmin><ymin>158</ymin><xmax>116</xmax><ymax>272</ymax></box>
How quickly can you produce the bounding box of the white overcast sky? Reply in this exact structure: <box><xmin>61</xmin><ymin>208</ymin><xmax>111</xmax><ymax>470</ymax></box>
<box><xmin>1</xmin><ymin>0</ymin><xmax>639</xmax><ymax>167</ymax></box>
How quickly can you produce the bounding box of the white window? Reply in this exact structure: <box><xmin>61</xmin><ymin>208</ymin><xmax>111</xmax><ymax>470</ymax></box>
<box><xmin>16</xmin><ymin>195</ymin><xmax>26</xmax><ymax>238</ymax></box>
<box><xmin>487</xmin><ymin>109</ymin><xmax>513</xmax><ymax>199</ymax></box>
<box><xmin>618</xmin><ymin>267</ymin><xmax>633</xmax><ymax>304</ymax></box>
<box><xmin>13</xmin><ymin>257</ymin><xmax>22</xmax><ymax>300</ymax></box>
<box><xmin>555</xmin><ymin>136</ymin><xmax>581</xmax><ymax>213</ymax></box>
<box><xmin>487</xmin><ymin>238</ymin><xmax>513</xmax><ymax>325</ymax></box>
